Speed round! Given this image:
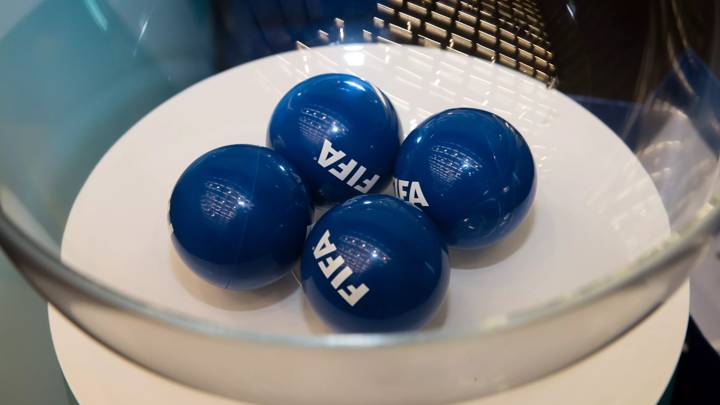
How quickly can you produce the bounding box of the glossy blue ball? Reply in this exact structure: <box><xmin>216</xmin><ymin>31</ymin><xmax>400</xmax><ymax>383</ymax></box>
<box><xmin>169</xmin><ymin>145</ymin><xmax>313</xmax><ymax>289</ymax></box>
<box><xmin>301</xmin><ymin>195</ymin><xmax>449</xmax><ymax>332</ymax></box>
<box><xmin>268</xmin><ymin>73</ymin><xmax>402</xmax><ymax>205</ymax></box>
<box><xmin>394</xmin><ymin>108</ymin><xmax>536</xmax><ymax>249</ymax></box>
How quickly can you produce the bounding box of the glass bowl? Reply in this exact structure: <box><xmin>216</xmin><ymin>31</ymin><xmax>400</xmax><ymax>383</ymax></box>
<box><xmin>1</xmin><ymin>1</ymin><xmax>718</xmax><ymax>403</ymax></box>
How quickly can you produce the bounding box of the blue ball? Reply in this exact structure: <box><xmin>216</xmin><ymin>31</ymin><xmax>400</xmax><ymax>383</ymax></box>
<box><xmin>394</xmin><ymin>108</ymin><xmax>536</xmax><ymax>249</ymax></box>
<box><xmin>268</xmin><ymin>73</ymin><xmax>402</xmax><ymax>205</ymax></box>
<box><xmin>301</xmin><ymin>195</ymin><xmax>449</xmax><ymax>332</ymax></box>
<box><xmin>169</xmin><ymin>145</ymin><xmax>313</xmax><ymax>289</ymax></box>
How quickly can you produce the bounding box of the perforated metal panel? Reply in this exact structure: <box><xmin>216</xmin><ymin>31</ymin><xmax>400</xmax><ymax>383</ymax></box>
<box><xmin>373</xmin><ymin>0</ymin><xmax>556</xmax><ymax>84</ymax></box>
<box><xmin>296</xmin><ymin>1</ymin><xmax>557</xmax><ymax>86</ymax></box>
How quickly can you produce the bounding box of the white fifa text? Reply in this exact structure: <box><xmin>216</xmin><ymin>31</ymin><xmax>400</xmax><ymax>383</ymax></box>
<box><xmin>393</xmin><ymin>178</ymin><xmax>429</xmax><ymax>207</ymax></box>
<box><xmin>312</xmin><ymin>229</ymin><xmax>369</xmax><ymax>307</ymax></box>
<box><xmin>317</xmin><ymin>139</ymin><xmax>380</xmax><ymax>193</ymax></box>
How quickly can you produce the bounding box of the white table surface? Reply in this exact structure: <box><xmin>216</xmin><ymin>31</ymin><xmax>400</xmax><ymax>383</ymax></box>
<box><xmin>49</xmin><ymin>282</ymin><xmax>688</xmax><ymax>405</ymax></box>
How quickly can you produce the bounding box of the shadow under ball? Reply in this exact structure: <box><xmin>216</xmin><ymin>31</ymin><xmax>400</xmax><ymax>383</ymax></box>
<box><xmin>268</xmin><ymin>73</ymin><xmax>402</xmax><ymax>205</ymax></box>
<box><xmin>394</xmin><ymin>108</ymin><xmax>536</xmax><ymax>249</ymax></box>
<box><xmin>169</xmin><ymin>145</ymin><xmax>313</xmax><ymax>289</ymax></box>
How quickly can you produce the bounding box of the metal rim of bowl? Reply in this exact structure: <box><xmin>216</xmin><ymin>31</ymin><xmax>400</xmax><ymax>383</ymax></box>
<box><xmin>0</xmin><ymin>193</ymin><xmax>718</xmax><ymax>348</ymax></box>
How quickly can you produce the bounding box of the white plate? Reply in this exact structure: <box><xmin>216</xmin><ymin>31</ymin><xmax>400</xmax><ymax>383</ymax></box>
<box><xmin>62</xmin><ymin>44</ymin><xmax>669</xmax><ymax>336</ymax></box>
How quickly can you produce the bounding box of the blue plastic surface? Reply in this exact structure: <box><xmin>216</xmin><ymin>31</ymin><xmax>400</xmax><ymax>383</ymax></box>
<box><xmin>169</xmin><ymin>145</ymin><xmax>313</xmax><ymax>289</ymax></box>
<box><xmin>268</xmin><ymin>73</ymin><xmax>402</xmax><ymax>205</ymax></box>
<box><xmin>301</xmin><ymin>195</ymin><xmax>449</xmax><ymax>332</ymax></box>
<box><xmin>394</xmin><ymin>108</ymin><xmax>536</xmax><ymax>249</ymax></box>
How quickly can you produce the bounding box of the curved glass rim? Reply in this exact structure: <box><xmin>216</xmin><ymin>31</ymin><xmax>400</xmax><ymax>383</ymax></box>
<box><xmin>1</xmin><ymin>193</ymin><xmax>717</xmax><ymax>349</ymax></box>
